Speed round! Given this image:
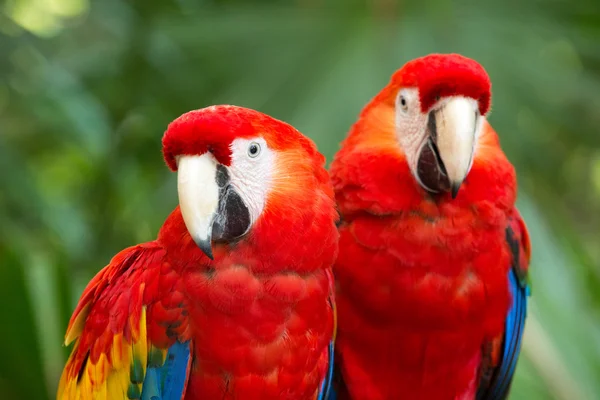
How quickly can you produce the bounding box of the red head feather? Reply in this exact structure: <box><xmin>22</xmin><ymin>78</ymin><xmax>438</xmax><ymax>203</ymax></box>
<box><xmin>162</xmin><ymin>105</ymin><xmax>321</xmax><ymax>171</ymax></box>
<box><xmin>390</xmin><ymin>53</ymin><xmax>491</xmax><ymax>115</ymax></box>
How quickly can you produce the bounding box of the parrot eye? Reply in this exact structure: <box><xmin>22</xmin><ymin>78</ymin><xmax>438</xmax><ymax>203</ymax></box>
<box><xmin>399</xmin><ymin>95</ymin><xmax>408</xmax><ymax>112</ymax></box>
<box><xmin>247</xmin><ymin>142</ymin><xmax>261</xmax><ymax>158</ymax></box>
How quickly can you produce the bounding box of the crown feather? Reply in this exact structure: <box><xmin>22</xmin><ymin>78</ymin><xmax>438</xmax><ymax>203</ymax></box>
<box><xmin>391</xmin><ymin>53</ymin><xmax>491</xmax><ymax>115</ymax></box>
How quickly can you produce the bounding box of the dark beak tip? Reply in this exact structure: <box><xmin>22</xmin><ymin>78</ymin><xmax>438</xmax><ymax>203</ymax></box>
<box><xmin>195</xmin><ymin>237</ymin><xmax>214</xmax><ymax>260</ymax></box>
<box><xmin>451</xmin><ymin>183</ymin><xmax>461</xmax><ymax>199</ymax></box>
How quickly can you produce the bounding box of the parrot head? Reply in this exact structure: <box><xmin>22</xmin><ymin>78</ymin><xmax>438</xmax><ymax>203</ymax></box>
<box><xmin>162</xmin><ymin>105</ymin><xmax>329</xmax><ymax>260</ymax></box>
<box><xmin>382</xmin><ymin>53</ymin><xmax>491</xmax><ymax>198</ymax></box>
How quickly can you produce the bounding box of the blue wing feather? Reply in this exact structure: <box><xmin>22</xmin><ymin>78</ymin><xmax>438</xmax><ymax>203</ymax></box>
<box><xmin>477</xmin><ymin>220</ymin><xmax>530</xmax><ymax>400</ymax></box>
<box><xmin>141</xmin><ymin>341</ymin><xmax>192</xmax><ymax>400</ymax></box>
<box><xmin>480</xmin><ymin>268</ymin><xmax>528</xmax><ymax>400</ymax></box>
<box><xmin>318</xmin><ymin>341</ymin><xmax>335</xmax><ymax>400</ymax></box>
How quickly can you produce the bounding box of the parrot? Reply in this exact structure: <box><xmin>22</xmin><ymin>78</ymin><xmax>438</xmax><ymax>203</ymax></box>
<box><xmin>328</xmin><ymin>54</ymin><xmax>531</xmax><ymax>399</ymax></box>
<box><xmin>57</xmin><ymin>105</ymin><xmax>339</xmax><ymax>400</ymax></box>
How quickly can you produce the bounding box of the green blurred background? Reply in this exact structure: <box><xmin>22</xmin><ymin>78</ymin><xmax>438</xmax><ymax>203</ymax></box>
<box><xmin>1</xmin><ymin>0</ymin><xmax>599</xmax><ymax>398</ymax></box>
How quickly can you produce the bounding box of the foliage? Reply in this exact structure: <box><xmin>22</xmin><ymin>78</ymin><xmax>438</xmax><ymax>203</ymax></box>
<box><xmin>0</xmin><ymin>0</ymin><xmax>599</xmax><ymax>398</ymax></box>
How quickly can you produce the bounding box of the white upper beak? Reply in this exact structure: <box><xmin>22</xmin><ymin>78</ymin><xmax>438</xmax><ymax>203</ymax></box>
<box><xmin>434</xmin><ymin>97</ymin><xmax>480</xmax><ymax>192</ymax></box>
<box><xmin>177</xmin><ymin>153</ymin><xmax>219</xmax><ymax>259</ymax></box>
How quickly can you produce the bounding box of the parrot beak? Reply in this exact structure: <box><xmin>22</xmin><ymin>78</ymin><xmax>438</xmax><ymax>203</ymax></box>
<box><xmin>416</xmin><ymin>97</ymin><xmax>479</xmax><ymax>198</ymax></box>
<box><xmin>177</xmin><ymin>154</ymin><xmax>220</xmax><ymax>259</ymax></box>
<box><xmin>177</xmin><ymin>153</ymin><xmax>251</xmax><ymax>260</ymax></box>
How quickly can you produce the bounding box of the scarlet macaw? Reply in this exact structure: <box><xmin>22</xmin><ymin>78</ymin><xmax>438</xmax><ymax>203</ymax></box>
<box><xmin>58</xmin><ymin>105</ymin><xmax>339</xmax><ymax>400</ymax></box>
<box><xmin>330</xmin><ymin>54</ymin><xmax>530</xmax><ymax>399</ymax></box>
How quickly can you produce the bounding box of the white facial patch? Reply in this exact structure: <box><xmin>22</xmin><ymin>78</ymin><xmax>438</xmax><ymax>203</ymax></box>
<box><xmin>228</xmin><ymin>137</ymin><xmax>275</xmax><ymax>225</ymax></box>
<box><xmin>394</xmin><ymin>88</ymin><xmax>429</xmax><ymax>175</ymax></box>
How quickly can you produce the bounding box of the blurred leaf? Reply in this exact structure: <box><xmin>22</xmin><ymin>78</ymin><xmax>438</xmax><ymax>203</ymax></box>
<box><xmin>0</xmin><ymin>247</ymin><xmax>49</xmax><ymax>400</ymax></box>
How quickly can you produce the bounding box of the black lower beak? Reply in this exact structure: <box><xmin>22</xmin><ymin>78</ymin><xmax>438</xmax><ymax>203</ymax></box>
<box><xmin>416</xmin><ymin>111</ymin><xmax>451</xmax><ymax>194</ymax></box>
<box><xmin>211</xmin><ymin>185</ymin><xmax>250</xmax><ymax>243</ymax></box>
<box><xmin>195</xmin><ymin>165</ymin><xmax>250</xmax><ymax>258</ymax></box>
<box><xmin>416</xmin><ymin>136</ymin><xmax>451</xmax><ymax>194</ymax></box>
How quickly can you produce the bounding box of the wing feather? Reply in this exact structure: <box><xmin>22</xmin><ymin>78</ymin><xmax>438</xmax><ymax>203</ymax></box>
<box><xmin>477</xmin><ymin>209</ymin><xmax>531</xmax><ymax>400</ymax></box>
<box><xmin>57</xmin><ymin>243</ymin><xmax>191</xmax><ymax>400</ymax></box>
<box><xmin>318</xmin><ymin>269</ymin><xmax>337</xmax><ymax>400</ymax></box>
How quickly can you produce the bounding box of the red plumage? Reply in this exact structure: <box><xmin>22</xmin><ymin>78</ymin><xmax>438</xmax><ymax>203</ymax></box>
<box><xmin>59</xmin><ymin>105</ymin><xmax>339</xmax><ymax>400</ymax></box>
<box><xmin>366</xmin><ymin>53</ymin><xmax>491</xmax><ymax>116</ymax></box>
<box><xmin>392</xmin><ymin>53</ymin><xmax>492</xmax><ymax>114</ymax></box>
<box><xmin>163</xmin><ymin>106</ymin><xmax>322</xmax><ymax>170</ymax></box>
<box><xmin>330</xmin><ymin>55</ymin><xmax>529</xmax><ymax>399</ymax></box>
